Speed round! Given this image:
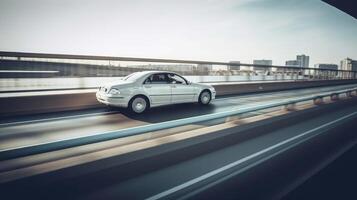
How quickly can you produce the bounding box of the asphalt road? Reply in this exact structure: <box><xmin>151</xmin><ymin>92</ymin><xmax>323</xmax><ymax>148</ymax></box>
<box><xmin>283</xmin><ymin>144</ymin><xmax>357</xmax><ymax>200</ymax></box>
<box><xmin>78</xmin><ymin>102</ymin><xmax>357</xmax><ymax>200</ymax></box>
<box><xmin>0</xmin><ymin>84</ymin><xmax>357</xmax><ymax>152</ymax></box>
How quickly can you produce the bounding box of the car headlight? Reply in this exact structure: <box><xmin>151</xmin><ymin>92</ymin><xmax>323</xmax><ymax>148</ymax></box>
<box><xmin>109</xmin><ymin>88</ymin><xmax>120</xmax><ymax>95</ymax></box>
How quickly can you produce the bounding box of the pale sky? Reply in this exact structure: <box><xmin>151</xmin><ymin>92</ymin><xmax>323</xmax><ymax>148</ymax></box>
<box><xmin>0</xmin><ymin>0</ymin><xmax>356</xmax><ymax>66</ymax></box>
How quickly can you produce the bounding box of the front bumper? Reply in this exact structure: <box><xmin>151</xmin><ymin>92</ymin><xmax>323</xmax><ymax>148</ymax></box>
<box><xmin>96</xmin><ymin>91</ymin><xmax>129</xmax><ymax>108</ymax></box>
<box><xmin>212</xmin><ymin>91</ymin><xmax>216</xmax><ymax>99</ymax></box>
<box><xmin>210</xmin><ymin>88</ymin><xmax>216</xmax><ymax>100</ymax></box>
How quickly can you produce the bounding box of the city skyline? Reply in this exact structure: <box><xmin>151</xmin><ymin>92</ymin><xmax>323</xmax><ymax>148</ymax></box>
<box><xmin>0</xmin><ymin>0</ymin><xmax>356</xmax><ymax>66</ymax></box>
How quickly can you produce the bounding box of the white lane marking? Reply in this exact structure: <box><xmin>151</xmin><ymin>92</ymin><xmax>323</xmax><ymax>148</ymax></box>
<box><xmin>146</xmin><ymin>111</ymin><xmax>357</xmax><ymax>200</ymax></box>
<box><xmin>0</xmin><ymin>111</ymin><xmax>117</xmax><ymax>127</ymax></box>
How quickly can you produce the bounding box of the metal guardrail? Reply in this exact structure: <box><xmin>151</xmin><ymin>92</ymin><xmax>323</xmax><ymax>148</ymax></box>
<box><xmin>1</xmin><ymin>51</ymin><xmax>356</xmax><ymax>80</ymax></box>
<box><xmin>0</xmin><ymin>51</ymin><xmax>319</xmax><ymax>70</ymax></box>
<box><xmin>0</xmin><ymin>87</ymin><xmax>356</xmax><ymax>160</ymax></box>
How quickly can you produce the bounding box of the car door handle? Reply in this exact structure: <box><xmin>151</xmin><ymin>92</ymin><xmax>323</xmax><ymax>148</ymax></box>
<box><xmin>171</xmin><ymin>85</ymin><xmax>176</xmax><ymax>88</ymax></box>
<box><xmin>145</xmin><ymin>85</ymin><xmax>152</xmax><ymax>88</ymax></box>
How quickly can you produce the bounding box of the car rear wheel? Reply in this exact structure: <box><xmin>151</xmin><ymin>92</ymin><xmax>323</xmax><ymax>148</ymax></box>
<box><xmin>199</xmin><ymin>91</ymin><xmax>211</xmax><ymax>105</ymax></box>
<box><xmin>130</xmin><ymin>96</ymin><xmax>148</xmax><ymax>114</ymax></box>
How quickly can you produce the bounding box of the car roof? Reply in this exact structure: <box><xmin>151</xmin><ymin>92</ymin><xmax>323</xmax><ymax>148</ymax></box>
<box><xmin>136</xmin><ymin>71</ymin><xmax>179</xmax><ymax>76</ymax></box>
<box><xmin>125</xmin><ymin>71</ymin><xmax>180</xmax><ymax>82</ymax></box>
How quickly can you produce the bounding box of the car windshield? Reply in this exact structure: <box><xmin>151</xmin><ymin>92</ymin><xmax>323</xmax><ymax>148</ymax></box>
<box><xmin>123</xmin><ymin>72</ymin><xmax>144</xmax><ymax>82</ymax></box>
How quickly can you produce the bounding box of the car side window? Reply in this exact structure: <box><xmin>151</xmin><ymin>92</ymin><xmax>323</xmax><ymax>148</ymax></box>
<box><xmin>144</xmin><ymin>76</ymin><xmax>152</xmax><ymax>84</ymax></box>
<box><xmin>145</xmin><ymin>74</ymin><xmax>170</xmax><ymax>84</ymax></box>
<box><xmin>168</xmin><ymin>73</ymin><xmax>187</xmax><ymax>84</ymax></box>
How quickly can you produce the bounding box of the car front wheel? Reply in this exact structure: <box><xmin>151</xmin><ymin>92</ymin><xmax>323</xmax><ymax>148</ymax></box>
<box><xmin>199</xmin><ymin>91</ymin><xmax>211</xmax><ymax>105</ymax></box>
<box><xmin>130</xmin><ymin>96</ymin><xmax>148</xmax><ymax>114</ymax></box>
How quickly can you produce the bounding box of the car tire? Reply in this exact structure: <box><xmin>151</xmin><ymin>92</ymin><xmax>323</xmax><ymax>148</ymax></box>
<box><xmin>199</xmin><ymin>90</ymin><xmax>211</xmax><ymax>105</ymax></box>
<box><xmin>129</xmin><ymin>96</ymin><xmax>148</xmax><ymax>114</ymax></box>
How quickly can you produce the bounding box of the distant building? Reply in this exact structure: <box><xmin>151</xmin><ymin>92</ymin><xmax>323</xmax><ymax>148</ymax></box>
<box><xmin>228</xmin><ymin>61</ymin><xmax>240</xmax><ymax>71</ymax></box>
<box><xmin>253</xmin><ymin>59</ymin><xmax>272</xmax><ymax>72</ymax></box>
<box><xmin>315</xmin><ymin>64</ymin><xmax>338</xmax><ymax>77</ymax></box>
<box><xmin>285</xmin><ymin>60</ymin><xmax>300</xmax><ymax>67</ymax></box>
<box><xmin>283</xmin><ymin>60</ymin><xmax>302</xmax><ymax>73</ymax></box>
<box><xmin>314</xmin><ymin>64</ymin><xmax>338</xmax><ymax>70</ymax></box>
<box><xmin>283</xmin><ymin>54</ymin><xmax>309</xmax><ymax>74</ymax></box>
<box><xmin>296</xmin><ymin>54</ymin><xmax>309</xmax><ymax>68</ymax></box>
<box><xmin>340</xmin><ymin>58</ymin><xmax>357</xmax><ymax>71</ymax></box>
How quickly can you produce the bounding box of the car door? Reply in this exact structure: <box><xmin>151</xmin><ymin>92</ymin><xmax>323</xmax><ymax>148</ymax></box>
<box><xmin>143</xmin><ymin>73</ymin><xmax>172</xmax><ymax>106</ymax></box>
<box><xmin>168</xmin><ymin>73</ymin><xmax>196</xmax><ymax>103</ymax></box>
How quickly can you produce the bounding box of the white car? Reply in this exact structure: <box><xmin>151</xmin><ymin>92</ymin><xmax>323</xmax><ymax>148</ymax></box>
<box><xmin>96</xmin><ymin>71</ymin><xmax>216</xmax><ymax>113</ymax></box>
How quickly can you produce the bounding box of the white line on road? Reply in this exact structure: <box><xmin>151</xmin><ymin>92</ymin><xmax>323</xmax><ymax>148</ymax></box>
<box><xmin>146</xmin><ymin>111</ymin><xmax>357</xmax><ymax>200</ymax></box>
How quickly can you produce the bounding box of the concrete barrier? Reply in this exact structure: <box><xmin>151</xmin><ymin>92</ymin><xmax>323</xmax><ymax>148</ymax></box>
<box><xmin>1</xmin><ymin>79</ymin><xmax>357</xmax><ymax>117</ymax></box>
<box><xmin>0</xmin><ymin>91</ymin><xmax>99</xmax><ymax>117</ymax></box>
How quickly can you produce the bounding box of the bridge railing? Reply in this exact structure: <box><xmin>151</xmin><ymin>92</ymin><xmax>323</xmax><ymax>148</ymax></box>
<box><xmin>0</xmin><ymin>51</ymin><xmax>356</xmax><ymax>91</ymax></box>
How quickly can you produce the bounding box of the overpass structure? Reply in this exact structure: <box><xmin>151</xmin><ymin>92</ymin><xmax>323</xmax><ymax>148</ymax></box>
<box><xmin>0</xmin><ymin>52</ymin><xmax>357</xmax><ymax>199</ymax></box>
